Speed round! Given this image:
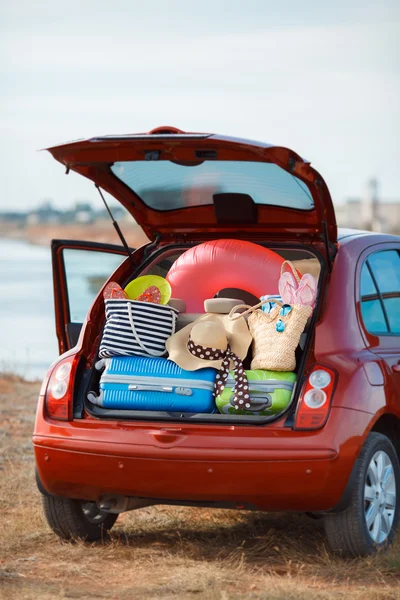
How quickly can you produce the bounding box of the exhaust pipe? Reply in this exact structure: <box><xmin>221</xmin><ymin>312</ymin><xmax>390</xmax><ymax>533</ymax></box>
<box><xmin>97</xmin><ymin>494</ymin><xmax>156</xmax><ymax>514</ymax></box>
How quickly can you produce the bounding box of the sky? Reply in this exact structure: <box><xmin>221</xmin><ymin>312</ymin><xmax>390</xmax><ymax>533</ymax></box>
<box><xmin>0</xmin><ymin>0</ymin><xmax>399</xmax><ymax>212</ymax></box>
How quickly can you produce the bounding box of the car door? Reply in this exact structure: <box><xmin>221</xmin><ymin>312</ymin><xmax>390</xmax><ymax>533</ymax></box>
<box><xmin>51</xmin><ymin>240</ymin><xmax>131</xmax><ymax>354</ymax></box>
<box><xmin>358</xmin><ymin>243</ymin><xmax>400</xmax><ymax>404</ymax></box>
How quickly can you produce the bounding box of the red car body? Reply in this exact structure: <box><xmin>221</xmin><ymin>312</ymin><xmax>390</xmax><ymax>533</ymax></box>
<box><xmin>33</xmin><ymin>128</ymin><xmax>400</xmax><ymax>550</ymax></box>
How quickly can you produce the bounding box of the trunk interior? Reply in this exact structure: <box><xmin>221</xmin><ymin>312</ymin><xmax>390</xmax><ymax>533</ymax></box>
<box><xmin>80</xmin><ymin>241</ymin><xmax>322</xmax><ymax>425</ymax></box>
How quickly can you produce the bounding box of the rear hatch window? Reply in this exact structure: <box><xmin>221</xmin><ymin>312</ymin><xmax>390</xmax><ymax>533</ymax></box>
<box><xmin>111</xmin><ymin>161</ymin><xmax>314</xmax><ymax>212</ymax></box>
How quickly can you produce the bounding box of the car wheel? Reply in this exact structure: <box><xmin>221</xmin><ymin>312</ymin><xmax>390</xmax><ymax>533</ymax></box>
<box><xmin>324</xmin><ymin>432</ymin><xmax>399</xmax><ymax>557</ymax></box>
<box><xmin>42</xmin><ymin>495</ymin><xmax>118</xmax><ymax>541</ymax></box>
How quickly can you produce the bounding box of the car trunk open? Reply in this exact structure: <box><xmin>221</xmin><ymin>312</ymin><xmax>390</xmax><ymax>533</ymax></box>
<box><xmin>74</xmin><ymin>242</ymin><xmax>322</xmax><ymax>426</ymax></box>
<box><xmin>47</xmin><ymin>128</ymin><xmax>334</xmax><ymax>425</ymax></box>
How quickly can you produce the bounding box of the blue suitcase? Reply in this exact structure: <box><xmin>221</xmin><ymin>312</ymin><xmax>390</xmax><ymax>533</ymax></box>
<box><xmin>88</xmin><ymin>356</ymin><xmax>217</xmax><ymax>412</ymax></box>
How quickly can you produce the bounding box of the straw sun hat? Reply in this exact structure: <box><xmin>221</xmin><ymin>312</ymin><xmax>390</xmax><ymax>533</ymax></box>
<box><xmin>166</xmin><ymin>313</ymin><xmax>252</xmax><ymax>371</ymax></box>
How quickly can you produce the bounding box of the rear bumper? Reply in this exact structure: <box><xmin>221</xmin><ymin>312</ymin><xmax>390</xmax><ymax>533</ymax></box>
<box><xmin>33</xmin><ymin>403</ymin><xmax>373</xmax><ymax>512</ymax></box>
<box><xmin>34</xmin><ymin>443</ymin><xmax>338</xmax><ymax>511</ymax></box>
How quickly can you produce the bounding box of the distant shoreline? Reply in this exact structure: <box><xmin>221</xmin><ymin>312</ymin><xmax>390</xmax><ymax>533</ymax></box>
<box><xmin>0</xmin><ymin>219</ymin><xmax>149</xmax><ymax>249</ymax></box>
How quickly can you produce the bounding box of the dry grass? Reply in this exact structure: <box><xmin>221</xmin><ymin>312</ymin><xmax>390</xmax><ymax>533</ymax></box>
<box><xmin>1</xmin><ymin>377</ymin><xmax>399</xmax><ymax>600</ymax></box>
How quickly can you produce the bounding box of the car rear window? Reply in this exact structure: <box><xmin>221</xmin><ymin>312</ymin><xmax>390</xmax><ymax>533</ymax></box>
<box><xmin>110</xmin><ymin>161</ymin><xmax>314</xmax><ymax>212</ymax></box>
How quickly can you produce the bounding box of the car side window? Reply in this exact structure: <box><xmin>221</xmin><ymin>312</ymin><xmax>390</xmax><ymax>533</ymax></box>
<box><xmin>360</xmin><ymin>249</ymin><xmax>400</xmax><ymax>336</ymax></box>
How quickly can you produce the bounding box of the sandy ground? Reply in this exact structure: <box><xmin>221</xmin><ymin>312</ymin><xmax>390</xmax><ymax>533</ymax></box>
<box><xmin>1</xmin><ymin>375</ymin><xmax>399</xmax><ymax>600</ymax></box>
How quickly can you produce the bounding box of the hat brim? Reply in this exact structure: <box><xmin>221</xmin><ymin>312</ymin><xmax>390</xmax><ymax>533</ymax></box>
<box><xmin>166</xmin><ymin>313</ymin><xmax>252</xmax><ymax>371</ymax></box>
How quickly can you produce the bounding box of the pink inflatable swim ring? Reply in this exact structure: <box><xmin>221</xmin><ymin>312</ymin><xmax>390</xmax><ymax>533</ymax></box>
<box><xmin>166</xmin><ymin>239</ymin><xmax>284</xmax><ymax>313</ymax></box>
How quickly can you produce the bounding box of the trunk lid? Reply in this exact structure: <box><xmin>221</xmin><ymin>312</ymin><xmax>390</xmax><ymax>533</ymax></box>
<box><xmin>46</xmin><ymin>126</ymin><xmax>337</xmax><ymax>255</ymax></box>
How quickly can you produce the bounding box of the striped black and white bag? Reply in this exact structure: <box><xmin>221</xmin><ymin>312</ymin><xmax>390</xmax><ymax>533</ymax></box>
<box><xmin>99</xmin><ymin>299</ymin><xmax>179</xmax><ymax>359</ymax></box>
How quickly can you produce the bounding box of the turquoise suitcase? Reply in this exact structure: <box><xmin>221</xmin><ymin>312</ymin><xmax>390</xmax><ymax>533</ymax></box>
<box><xmin>88</xmin><ymin>356</ymin><xmax>217</xmax><ymax>413</ymax></box>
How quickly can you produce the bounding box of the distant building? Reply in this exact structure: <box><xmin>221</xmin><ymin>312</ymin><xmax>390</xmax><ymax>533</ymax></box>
<box><xmin>0</xmin><ymin>198</ymin><xmax>130</xmax><ymax>227</ymax></box>
<box><xmin>0</xmin><ymin>211</ymin><xmax>27</xmax><ymax>224</ymax></box>
<box><xmin>336</xmin><ymin>179</ymin><xmax>400</xmax><ymax>234</ymax></box>
<box><xmin>26</xmin><ymin>200</ymin><xmax>62</xmax><ymax>225</ymax></box>
<box><xmin>73</xmin><ymin>202</ymin><xmax>95</xmax><ymax>224</ymax></box>
<box><xmin>97</xmin><ymin>205</ymin><xmax>128</xmax><ymax>221</ymax></box>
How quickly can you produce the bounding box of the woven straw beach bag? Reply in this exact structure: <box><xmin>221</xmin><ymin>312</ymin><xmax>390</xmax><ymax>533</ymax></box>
<box><xmin>229</xmin><ymin>298</ymin><xmax>312</xmax><ymax>372</ymax></box>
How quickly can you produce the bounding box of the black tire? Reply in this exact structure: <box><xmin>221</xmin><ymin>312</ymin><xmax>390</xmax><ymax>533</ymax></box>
<box><xmin>42</xmin><ymin>495</ymin><xmax>118</xmax><ymax>542</ymax></box>
<box><xmin>324</xmin><ymin>432</ymin><xmax>399</xmax><ymax>557</ymax></box>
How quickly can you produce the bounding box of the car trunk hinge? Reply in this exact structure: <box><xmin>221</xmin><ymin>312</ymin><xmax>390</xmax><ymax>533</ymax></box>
<box><xmin>143</xmin><ymin>233</ymin><xmax>162</xmax><ymax>259</ymax></box>
<box><xmin>315</xmin><ymin>179</ymin><xmax>336</xmax><ymax>272</ymax></box>
<box><xmin>322</xmin><ymin>220</ymin><xmax>333</xmax><ymax>272</ymax></box>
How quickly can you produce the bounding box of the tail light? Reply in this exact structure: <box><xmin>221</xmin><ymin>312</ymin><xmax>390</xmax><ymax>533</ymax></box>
<box><xmin>45</xmin><ymin>355</ymin><xmax>79</xmax><ymax>420</ymax></box>
<box><xmin>294</xmin><ymin>365</ymin><xmax>336</xmax><ymax>430</ymax></box>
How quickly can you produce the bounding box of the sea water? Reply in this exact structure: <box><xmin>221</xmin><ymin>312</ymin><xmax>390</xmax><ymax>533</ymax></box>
<box><xmin>0</xmin><ymin>239</ymin><xmax>58</xmax><ymax>380</ymax></box>
<box><xmin>0</xmin><ymin>238</ymin><xmax>125</xmax><ymax>380</ymax></box>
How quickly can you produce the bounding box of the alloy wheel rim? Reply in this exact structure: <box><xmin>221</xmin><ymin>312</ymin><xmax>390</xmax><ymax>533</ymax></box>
<box><xmin>81</xmin><ymin>501</ymin><xmax>110</xmax><ymax>525</ymax></box>
<box><xmin>364</xmin><ymin>450</ymin><xmax>396</xmax><ymax>544</ymax></box>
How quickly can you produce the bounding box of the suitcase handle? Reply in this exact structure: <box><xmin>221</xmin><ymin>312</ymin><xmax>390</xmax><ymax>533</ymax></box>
<box><xmin>128</xmin><ymin>384</ymin><xmax>174</xmax><ymax>392</ymax></box>
<box><xmin>229</xmin><ymin>394</ymin><xmax>272</xmax><ymax>412</ymax></box>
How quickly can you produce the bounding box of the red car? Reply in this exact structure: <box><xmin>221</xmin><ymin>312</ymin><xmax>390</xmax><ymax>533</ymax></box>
<box><xmin>33</xmin><ymin>127</ymin><xmax>400</xmax><ymax>556</ymax></box>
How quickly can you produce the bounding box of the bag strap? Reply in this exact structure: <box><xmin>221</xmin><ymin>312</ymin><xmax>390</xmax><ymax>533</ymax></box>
<box><xmin>280</xmin><ymin>260</ymin><xmax>302</xmax><ymax>284</ymax></box>
<box><xmin>126</xmin><ymin>302</ymin><xmax>177</xmax><ymax>357</ymax></box>
<box><xmin>229</xmin><ymin>297</ymin><xmax>284</xmax><ymax>321</ymax></box>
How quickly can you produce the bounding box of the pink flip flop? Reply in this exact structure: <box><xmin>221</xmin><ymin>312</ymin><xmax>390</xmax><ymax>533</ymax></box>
<box><xmin>278</xmin><ymin>261</ymin><xmax>317</xmax><ymax>308</ymax></box>
<box><xmin>296</xmin><ymin>273</ymin><xmax>317</xmax><ymax>308</ymax></box>
<box><xmin>278</xmin><ymin>270</ymin><xmax>298</xmax><ymax>305</ymax></box>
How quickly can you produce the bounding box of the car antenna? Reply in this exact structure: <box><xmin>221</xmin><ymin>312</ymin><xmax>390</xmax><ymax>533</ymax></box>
<box><xmin>94</xmin><ymin>184</ymin><xmax>136</xmax><ymax>268</ymax></box>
